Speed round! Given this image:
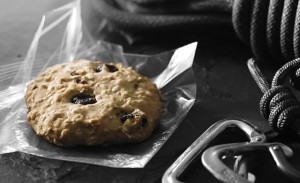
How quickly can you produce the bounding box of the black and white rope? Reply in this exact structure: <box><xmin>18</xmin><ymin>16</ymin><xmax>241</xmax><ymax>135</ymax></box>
<box><xmin>248</xmin><ymin>58</ymin><xmax>300</xmax><ymax>134</ymax></box>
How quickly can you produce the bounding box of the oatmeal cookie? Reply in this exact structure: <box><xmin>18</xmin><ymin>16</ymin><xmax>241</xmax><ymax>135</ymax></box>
<box><xmin>25</xmin><ymin>59</ymin><xmax>162</xmax><ymax>146</ymax></box>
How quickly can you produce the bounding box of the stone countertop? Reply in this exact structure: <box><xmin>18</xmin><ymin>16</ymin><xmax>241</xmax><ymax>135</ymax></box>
<box><xmin>1</xmin><ymin>1</ymin><xmax>299</xmax><ymax>183</ymax></box>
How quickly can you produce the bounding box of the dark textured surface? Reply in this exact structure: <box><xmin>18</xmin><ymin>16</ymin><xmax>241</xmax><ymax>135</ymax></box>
<box><xmin>1</xmin><ymin>0</ymin><xmax>300</xmax><ymax>183</ymax></box>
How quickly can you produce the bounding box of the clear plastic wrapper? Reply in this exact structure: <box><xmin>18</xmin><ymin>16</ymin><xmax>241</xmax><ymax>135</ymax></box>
<box><xmin>0</xmin><ymin>0</ymin><xmax>197</xmax><ymax>168</ymax></box>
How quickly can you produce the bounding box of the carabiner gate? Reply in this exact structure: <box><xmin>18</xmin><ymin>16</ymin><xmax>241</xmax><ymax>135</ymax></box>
<box><xmin>162</xmin><ymin>119</ymin><xmax>300</xmax><ymax>183</ymax></box>
<box><xmin>162</xmin><ymin>119</ymin><xmax>267</xmax><ymax>183</ymax></box>
<box><xmin>202</xmin><ymin>141</ymin><xmax>298</xmax><ymax>183</ymax></box>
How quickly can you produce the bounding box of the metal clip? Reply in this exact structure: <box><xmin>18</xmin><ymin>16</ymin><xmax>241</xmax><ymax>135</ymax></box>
<box><xmin>162</xmin><ymin>119</ymin><xmax>266</xmax><ymax>183</ymax></box>
<box><xmin>202</xmin><ymin>142</ymin><xmax>299</xmax><ymax>183</ymax></box>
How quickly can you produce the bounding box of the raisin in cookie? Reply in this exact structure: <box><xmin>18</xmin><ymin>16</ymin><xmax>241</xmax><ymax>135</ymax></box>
<box><xmin>25</xmin><ymin>59</ymin><xmax>162</xmax><ymax>146</ymax></box>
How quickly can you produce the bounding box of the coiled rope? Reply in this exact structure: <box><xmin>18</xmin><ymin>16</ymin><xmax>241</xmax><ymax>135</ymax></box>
<box><xmin>92</xmin><ymin>0</ymin><xmax>232</xmax><ymax>31</ymax></box>
<box><xmin>233</xmin><ymin>0</ymin><xmax>300</xmax><ymax>64</ymax></box>
<box><xmin>94</xmin><ymin>0</ymin><xmax>300</xmax><ymax>64</ymax></box>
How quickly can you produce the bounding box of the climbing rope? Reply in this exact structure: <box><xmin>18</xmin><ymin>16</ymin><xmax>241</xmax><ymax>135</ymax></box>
<box><xmin>233</xmin><ymin>0</ymin><xmax>300</xmax><ymax>63</ymax></box>
<box><xmin>248</xmin><ymin>58</ymin><xmax>300</xmax><ymax>135</ymax></box>
<box><xmin>93</xmin><ymin>0</ymin><xmax>300</xmax><ymax>64</ymax></box>
<box><xmin>91</xmin><ymin>0</ymin><xmax>232</xmax><ymax>31</ymax></box>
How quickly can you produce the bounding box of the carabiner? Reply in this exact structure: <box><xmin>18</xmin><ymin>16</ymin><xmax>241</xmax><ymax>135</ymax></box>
<box><xmin>202</xmin><ymin>142</ymin><xmax>299</xmax><ymax>183</ymax></box>
<box><xmin>162</xmin><ymin>119</ymin><xmax>266</xmax><ymax>183</ymax></box>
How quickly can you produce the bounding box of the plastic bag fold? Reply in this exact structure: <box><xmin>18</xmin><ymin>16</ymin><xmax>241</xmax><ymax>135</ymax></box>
<box><xmin>0</xmin><ymin>0</ymin><xmax>197</xmax><ymax>168</ymax></box>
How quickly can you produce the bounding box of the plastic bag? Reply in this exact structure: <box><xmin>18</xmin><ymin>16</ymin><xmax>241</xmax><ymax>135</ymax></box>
<box><xmin>0</xmin><ymin>0</ymin><xmax>197</xmax><ymax>168</ymax></box>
